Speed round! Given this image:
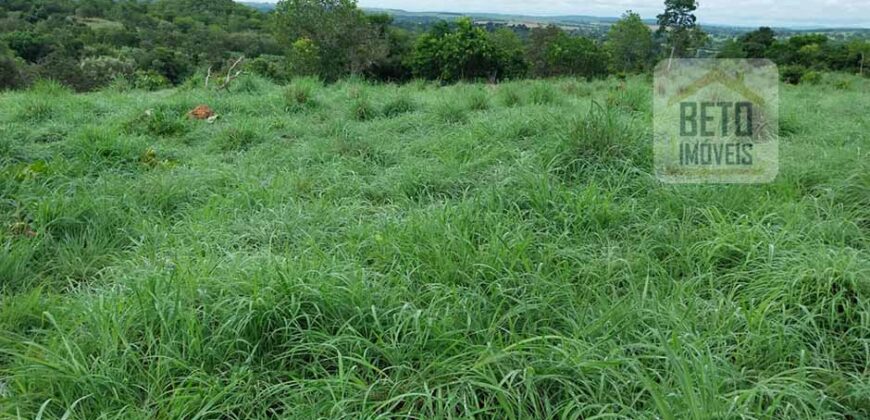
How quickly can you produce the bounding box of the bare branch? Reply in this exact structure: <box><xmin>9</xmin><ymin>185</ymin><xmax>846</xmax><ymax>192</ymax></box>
<box><xmin>218</xmin><ymin>56</ymin><xmax>245</xmax><ymax>91</ymax></box>
<box><xmin>205</xmin><ymin>66</ymin><xmax>212</xmax><ymax>89</ymax></box>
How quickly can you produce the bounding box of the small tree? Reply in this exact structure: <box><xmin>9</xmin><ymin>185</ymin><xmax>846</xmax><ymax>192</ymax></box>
<box><xmin>656</xmin><ymin>0</ymin><xmax>708</xmax><ymax>58</ymax></box>
<box><xmin>740</xmin><ymin>27</ymin><xmax>775</xmax><ymax>58</ymax></box>
<box><xmin>548</xmin><ymin>33</ymin><xmax>609</xmax><ymax>79</ymax></box>
<box><xmin>527</xmin><ymin>25</ymin><xmax>563</xmax><ymax>77</ymax></box>
<box><xmin>287</xmin><ymin>37</ymin><xmax>321</xmax><ymax>76</ymax></box>
<box><xmin>489</xmin><ymin>28</ymin><xmax>528</xmax><ymax>80</ymax></box>
<box><xmin>410</xmin><ymin>18</ymin><xmax>500</xmax><ymax>82</ymax></box>
<box><xmin>275</xmin><ymin>0</ymin><xmax>384</xmax><ymax>80</ymax></box>
<box><xmin>607</xmin><ymin>11</ymin><xmax>653</xmax><ymax>73</ymax></box>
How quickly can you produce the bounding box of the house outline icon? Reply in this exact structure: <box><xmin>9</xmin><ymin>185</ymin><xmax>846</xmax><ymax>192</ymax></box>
<box><xmin>667</xmin><ymin>67</ymin><xmax>766</xmax><ymax>107</ymax></box>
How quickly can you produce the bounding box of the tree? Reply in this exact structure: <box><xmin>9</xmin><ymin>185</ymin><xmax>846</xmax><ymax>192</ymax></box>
<box><xmin>287</xmin><ymin>37</ymin><xmax>320</xmax><ymax>77</ymax></box>
<box><xmin>410</xmin><ymin>18</ymin><xmax>499</xmax><ymax>82</ymax></box>
<box><xmin>0</xmin><ymin>54</ymin><xmax>28</xmax><ymax>90</ymax></box>
<box><xmin>716</xmin><ymin>39</ymin><xmax>746</xmax><ymax>58</ymax></box>
<box><xmin>410</xmin><ymin>21</ymin><xmax>449</xmax><ymax>80</ymax></box>
<box><xmin>740</xmin><ymin>27</ymin><xmax>775</xmax><ymax>58</ymax></box>
<box><xmin>527</xmin><ymin>25</ymin><xmax>563</xmax><ymax>77</ymax></box>
<box><xmin>2</xmin><ymin>31</ymin><xmax>53</xmax><ymax>63</ymax></box>
<box><xmin>607</xmin><ymin>11</ymin><xmax>653</xmax><ymax>73</ymax></box>
<box><xmin>656</xmin><ymin>0</ymin><xmax>708</xmax><ymax>58</ymax></box>
<box><xmin>439</xmin><ymin>18</ymin><xmax>499</xmax><ymax>81</ymax></box>
<box><xmin>548</xmin><ymin>33</ymin><xmax>609</xmax><ymax>78</ymax></box>
<box><xmin>274</xmin><ymin>0</ymin><xmax>384</xmax><ymax>80</ymax></box>
<box><xmin>365</xmin><ymin>14</ymin><xmax>413</xmax><ymax>81</ymax></box>
<box><xmin>489</xmin><ymin>28</ymin><xmax>527</xmax><ymax>80</ymax></box>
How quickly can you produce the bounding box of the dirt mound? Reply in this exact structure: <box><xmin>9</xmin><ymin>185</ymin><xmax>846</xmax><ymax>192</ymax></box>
<box><xmin>188</xmin><ymin>105</ymin><xmax>215</xmax><ymax>120</ymax></box>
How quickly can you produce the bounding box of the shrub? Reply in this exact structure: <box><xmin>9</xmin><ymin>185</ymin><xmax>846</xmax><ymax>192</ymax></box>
<box><xmin>0</xmin><ymin>55</ymin><xmax>28</xmax><ymax>91</ymax></box>
<box><xmin>78</xmin><ymin>56</ymin><xmax>135</xmax><ymax>91</ymax></box>
<box><xmin>132</xmin><ymin>70</ymin><xmax>171</xmax><ymax>91</ymax></box>
<box><xmin>780</xmin><ymin>65</ymin><xmax>806</xmax><ymax>84</ymax></box>
<box><xmin>801</xmin><ymin>71</ymin><xmax>822</xmax><ymax>85</ymax></box>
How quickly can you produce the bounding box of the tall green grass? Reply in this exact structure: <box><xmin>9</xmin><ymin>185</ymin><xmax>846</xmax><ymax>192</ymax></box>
<box><xmin>0</xmin><ymin>74</ymin><xmax>868</xmax><ymax>418</ymax></box>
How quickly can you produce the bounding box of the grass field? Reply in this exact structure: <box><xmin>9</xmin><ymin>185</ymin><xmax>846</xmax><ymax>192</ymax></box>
<box><xmin>0</xmin><ymin>74</ymin><xmax>868</xmax><ymax>418</ymax></box>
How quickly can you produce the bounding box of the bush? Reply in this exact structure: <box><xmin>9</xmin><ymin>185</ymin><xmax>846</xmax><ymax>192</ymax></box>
<box><xmin>780</xmin><ymin>65</ymin><xmax>806</xmax><ymax>84</ymax></box>
<box><xmin>801</xmin><ymin>70</ymin><xmax>822</xmax><ymax>85</ymax></box>
<box><xmin>78</xmin><ymin>56</ymin><xmax>135</xmax><ymax>91</ymax></box>
<box><xmin>0</xmin><ymin>55</ymin><xmax>28</xmax><ymax>90</ymax></box>
<box><xmin>132</xmin><ymin>70</ymin><xmax>171</xmax><ymax>91</ymax></box>
<box><xmin>246</xmin><ymin>55</ymin><xmax>288</xmax><ymax>83</ymax></box>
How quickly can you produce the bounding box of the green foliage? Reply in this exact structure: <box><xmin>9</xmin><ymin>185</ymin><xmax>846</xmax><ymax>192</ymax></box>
<box><xmin>275</xmin><ymin>0</ymin><xmax>386</xmax><ymax>80</ymax></box>
<box><xmin>607</xmin><ymin>11</ymin><xmax>653</xmax><ymax>73</ymax></box>
<box><xmin>123</xmin><ymin>106</ymin><xmax>189</xmax><ymax>137</ymax></box>
<box><xmin>656</xmin><ymin>0</ymin><xmax>709</xmax><ymax>58</ymax></box>
<box><xmin>547</xmin><ymin>33</ymin><xmax>609</xmax><ymax>79</ymax></box>
<box><xmin>781</xmin><ymin>65</ymin><xmax>807</xmax><ymax>84</ymax></box>
<box><xmin>0</xmin><ymin>55</ymin><xmax>28</xmax><ymax>90</ymax></box>
<box><xmin>489</xmin><ymin>28</ymin><xmax>528</xmax><ymax>80</ymax></box>
<box><xmin>411</xmin><ymin>18</ymin><xmax>500</xmax><ymax>82</ymax></box>
<box><xmin>132</xmin><ymin>70</ymin><xmax>171</xmax><ymax>91</ymax></box>
<box><xmin>287</xmin><ymin>37</ymin><xmax>321</xmax><ymax>77</ymax></box>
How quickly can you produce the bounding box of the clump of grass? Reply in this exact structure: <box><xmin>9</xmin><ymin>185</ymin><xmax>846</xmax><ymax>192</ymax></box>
<box><xmin>123</xmin><ymin>105</ymin><xmax>189</xmax><ymax>137</ymax></box>
<box><xmin>465</xmin><ymin>88</ymin><xmax>490</xmax><ymax>111</ymax></box>
<box><xmin>433</xmin><ymin>100</ymin><xmax>468</xmax><ymax>124</ymax></box>
<box><xmin>28</xmin><ymin>79</ymin><xmax>72</xmax><ymax>96</ymax></box>
<box><xmin>382</xmin><ymin>94</ymin><xmax>417</xmax><ymax>117</ymax></box>
<box><xmin>555</xmin><ymin>101</ymin><xmax>642</xmax><ymax>174</ymax></box>
<box><xmin>606</xmin><ymin>80</ymin><xmax>651</xmax><ymax>113</ymax></box>
<box><xmin>66</xmin><ymin>125</ymin><xmax>145</xmax><ymax>168</ymax></box>
<box><xmin>284</xmin><ymin>77</ymin><xmax>320</xmax><ymax>111</ymax></box>
<box><xmin>216</xmin><ymin>124</ymin><xmax>264</xmax><ymax>151</ymax></box>
<box><xmin>497</xmin><ymin>84</ymin><xmax>523</xmax><ymax>107</ymax></box>
<box><xmin>14</xmin><ymin>98</ymin><xmax>54</xmax><ymax>123</ymax></box>
<box><xmin>232</xmin><ymin>74</ymin><xmax>271</xmax><ymax>94</ymax></box>
<box><xmin>528</xmin><ymin>82</ymin><xmax>559</xmax><ymax>105</ymax></box>
<box><xmin>351</xmin><ymin>95</ymin><xmax>380</xmax><ymax>121</ymax></box>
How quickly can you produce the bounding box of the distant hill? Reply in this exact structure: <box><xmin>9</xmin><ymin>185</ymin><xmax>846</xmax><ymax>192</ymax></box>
<box><xmin>239</xmin><ymin>2</ymin><xmax>276</xmax><ymax>12</ymax></box>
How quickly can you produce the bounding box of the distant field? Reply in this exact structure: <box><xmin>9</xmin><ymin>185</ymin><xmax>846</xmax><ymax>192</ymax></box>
<box><xmin>0</xmin><ymin>74</ymin><xmax>868</xmax><ymax>418</ymax></box>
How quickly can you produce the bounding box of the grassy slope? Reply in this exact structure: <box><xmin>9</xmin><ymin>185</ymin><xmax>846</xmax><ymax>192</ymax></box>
<box><xmin>0</xmin><ymin>74</ymin><xmax>867</xmax><ymax>418</ymax></box>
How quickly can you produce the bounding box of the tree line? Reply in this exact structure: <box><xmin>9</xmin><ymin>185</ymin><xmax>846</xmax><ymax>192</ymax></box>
<box><xmin>0</xmin><ymin>0</ymin><xmax>867</xmax><ymax>91</ymax></box>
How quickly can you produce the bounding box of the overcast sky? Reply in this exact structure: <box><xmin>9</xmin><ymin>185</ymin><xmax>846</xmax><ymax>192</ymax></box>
<box><xmin>255</xmin><ymin>0</ymin><xmax>870</xmax><ymax>28</ymax></box>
